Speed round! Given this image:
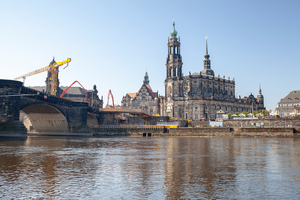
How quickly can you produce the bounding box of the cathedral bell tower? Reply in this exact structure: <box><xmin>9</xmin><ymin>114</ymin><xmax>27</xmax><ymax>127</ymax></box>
<box><xmin>165</xmin><ymin>21</ymin><xmax>183</xmax><ymax>79</ymax></box>
<box><xmin>201</xmin><ymin>37</ymin><xmax>214</xmax><ymax>76</ymax></box>
<box><xmin>164</xmin><ymin>21</ymin><xmax>184</xmax><ymax>118</ymax></box>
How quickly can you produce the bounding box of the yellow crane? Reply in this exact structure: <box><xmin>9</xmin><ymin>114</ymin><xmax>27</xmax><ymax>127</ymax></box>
<box><xmin>14</xmin><ymin>57</ymin><xmax>71</xmax><ymax>96</ymax></box>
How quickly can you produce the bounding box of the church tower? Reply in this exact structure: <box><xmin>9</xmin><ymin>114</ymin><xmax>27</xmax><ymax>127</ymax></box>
<box><xmin>257</xmin><ymin>84</ymin><xmax>265</xmax><ymax>110</ymax></box>
<box><xmin>164</xmin><ymin>21</ymin><xmax>184</xmax><ymax>117</ymax></box>
<box><xmin>201</xmin><ymin>37</ymin><xmax>214</xmax><ymax>76</ymax></box>
<box><xmin>165</xmin><ymin>21</ymin><xmax>183</xmax><ymax>79</ymax></box>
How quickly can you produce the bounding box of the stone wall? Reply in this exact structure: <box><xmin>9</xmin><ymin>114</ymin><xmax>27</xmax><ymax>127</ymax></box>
<box><xmin>0</xmin><ymin>120</ymin><xmax>27</xmax><ymax>138</ymax></box>
<box><xmin>224</xmin><ymin>118</ymin><xmax>300</xmax><ymax>127</ymax></box>
<box><xmin>0</xmin><ymin>80</ymin><xmax>23</xmax><ymax>123</ymax></box>
<box><xmin>92</xmin><ymin>127</ymin><xmax>166</xmax><ymax>137</ymax></box>
<box><xmin>234</xmin><ymin>127</ymin><xmax>294</xmax><ymax>137</ymax></box>
<box><xmin>92</xmin><ymin>127</ymin><xmax>295</xmax><ymax>137</ymax></box>
<box><xmin>169</xmin><ymin>127</ymin><xmax>233</xmax><ymax>136</ymax></box>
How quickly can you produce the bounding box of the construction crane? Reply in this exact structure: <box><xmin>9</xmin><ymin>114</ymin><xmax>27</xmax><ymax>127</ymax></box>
<box><xmin>14</xmin><ymin>57</ymin><xmax>71</xmax><ymax>96</ymax></box>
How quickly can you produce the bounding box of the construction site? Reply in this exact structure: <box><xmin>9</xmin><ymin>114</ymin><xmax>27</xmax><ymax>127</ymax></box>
<box><xmin>11</xmin><ymin>57</ymin><xmax>174</xmax><ymax>129</ymax></box>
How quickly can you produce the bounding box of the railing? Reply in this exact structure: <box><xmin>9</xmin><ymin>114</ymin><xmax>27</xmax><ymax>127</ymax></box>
<box><xmin>240</xmin><ymin>125</ymin><xmax>293</xmax><ymax>128</ymax></box>
<box><xmin>91</xmin><ymin>125</ymin><xmax>165</xmax><ymax>129</ymax></box>
<box><xmin>240</xmin><ymin>122</ymin><xmax>293</xmax><ymax>128</ymax></box>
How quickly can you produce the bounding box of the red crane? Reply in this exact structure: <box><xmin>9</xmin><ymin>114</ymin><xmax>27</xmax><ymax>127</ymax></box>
<box><xmin>60</xmin><ymin>80</ymin><xmax>87</xmax><ymax>102</ymax></box>
<box><xmin>106</xmin><ymin>90</ymin><xmax>115</xmax><ymax>108</ymax></box>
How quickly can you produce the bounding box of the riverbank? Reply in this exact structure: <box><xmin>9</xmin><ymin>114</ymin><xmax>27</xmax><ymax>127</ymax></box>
<box><xmin>92</xmin><ymin>126</ymin><xmax>297</xmax><ymax>137</ymax></box>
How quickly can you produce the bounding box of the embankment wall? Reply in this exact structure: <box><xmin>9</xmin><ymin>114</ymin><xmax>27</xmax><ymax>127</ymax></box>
<box><xmin>92</xmin><ymin>127</ymin><xmax>295</xmax><ymax>137</ymax></box>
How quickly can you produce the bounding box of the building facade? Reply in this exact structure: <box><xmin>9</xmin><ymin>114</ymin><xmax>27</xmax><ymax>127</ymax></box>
<box><xmin>121</xmin><ymin>72</ymin><xmax>160</xmax><ymax>115</ymax></box>
<box><xmin>275</xmin><ymin>90</ymin><xmax>300</xmax><ymax>117</ymax></box>
<box><xmin>162</xmin><ymin>21</ymin><xmax>264</xmax><ymax>120</ymax></box>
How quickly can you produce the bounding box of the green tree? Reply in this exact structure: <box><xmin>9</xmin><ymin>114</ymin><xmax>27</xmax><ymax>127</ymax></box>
<box><xmin>235</xmin><ymin>112</ymin><xmax>240</xmax><ymax>116</ymax></box>
<box><xmin>261</xmin><ymin>109</ymin><xmax>268</xmax><ymax>116</ymax></box>
<box><xmin>242</xmin><ymin>111</ymin><xmax>249</xmax><ymax>117</ymax></box>
<box><xmin>253</xmin><ymin>111</ymin><xmax>258</xmax><ymax>116</ymax></box>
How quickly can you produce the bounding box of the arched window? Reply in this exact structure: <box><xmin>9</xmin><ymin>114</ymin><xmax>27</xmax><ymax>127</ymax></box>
<box><xmin>168</xmin><ymin>86</ymin><xmax>172</xmax><ymax>94</ymax></box>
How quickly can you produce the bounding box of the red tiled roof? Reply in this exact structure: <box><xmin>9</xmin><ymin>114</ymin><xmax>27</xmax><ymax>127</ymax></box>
<box><xmin>145</xmin><ymin>84</ymin><xmax>157</xmax><ymax>99</ymax></box>
<box><xmin>128</xmin><ymin>93</ymin><xmax>137</xmax><ymax>99</ymax></box>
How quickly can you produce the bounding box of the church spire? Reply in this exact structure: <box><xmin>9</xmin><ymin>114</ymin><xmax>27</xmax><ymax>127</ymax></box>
<box><xmin>204</xmin><ymin>36</ymin><xmax>210</xmax><ymax>59</ymax></box>
<box><xmin>170</xmin><ymin>20</ymin><xmax>177</xmax><ymax>38</ymax></box>
<box><xmin>205</xmin><ymin>36</ymin><xmax>208</xmax><ymax>55</ymax></box>
<box><xmin>143</xmin><ymin>71</ymin><xmax>149</xmax><ymax>85</ymax></box>
<box><xmin>259</xmin><ymin>83</ymin><xmax>262</xmax><ymax>94</ymax></box>
<box><xmin>202</xmin><ymin>36</ymin><xmax>214</xmax><ymax>76</ymax></box>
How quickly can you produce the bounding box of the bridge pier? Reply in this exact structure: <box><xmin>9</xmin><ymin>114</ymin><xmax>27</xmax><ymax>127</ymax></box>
<box><xmin>0</xmin><ymin>80</ymin><xmax>27</xmax><ymax>139</ymax></box>
<box><xmin>66</xmin><ymin>106</ymin><xmax>92</xmax><ymax>136</ymax></box>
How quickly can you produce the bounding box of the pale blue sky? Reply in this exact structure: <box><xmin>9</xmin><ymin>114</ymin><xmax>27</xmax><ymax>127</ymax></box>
<box><xmin>1</xmin><ymin>0</ymin><xmax>299</xmax><ymax>109</ymax></box>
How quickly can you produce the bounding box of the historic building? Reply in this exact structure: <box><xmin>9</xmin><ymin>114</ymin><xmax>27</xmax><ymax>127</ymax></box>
<box><xmin>275</xmin><ymin>90</ymin><xmax>300</xmax><ymax>117</ymax></box>
<box><xmin>121</xmin><ymin>72</ymin><xmax>160</xmax><ymax>115</ymax></box>
<box><xmin>30</xmin><ymin>84</ymin><xmax>103</xmax><ymax>109</ymax></box>
<box><xmin>162</xmin><ymin>21</ymin><xmax>265</xmax><ymax>120</ymax></box>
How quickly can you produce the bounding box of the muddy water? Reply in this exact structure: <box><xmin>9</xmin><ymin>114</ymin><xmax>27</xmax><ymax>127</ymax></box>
<box><xmin>0</xmin><ymin>136</ymin><xmax>300</xmax><ymax>199</ymax></box>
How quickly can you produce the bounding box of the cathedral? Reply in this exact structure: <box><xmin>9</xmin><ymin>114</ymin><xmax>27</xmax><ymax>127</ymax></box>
<box><xmin>161</xmin><ymin>21</ymin><xmax>265</xmax><ymax>120</ymax></box>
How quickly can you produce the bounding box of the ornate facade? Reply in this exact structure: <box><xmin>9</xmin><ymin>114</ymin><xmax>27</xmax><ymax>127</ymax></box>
<box><xmin>121</xmin><ymin>72</ymin><xmax>160</xmax><ymax>115</ymax></box>
<box><xmin>162</xmin><ymin>21</ymin><xmax>265</xmax><ymax>120</ymax></box>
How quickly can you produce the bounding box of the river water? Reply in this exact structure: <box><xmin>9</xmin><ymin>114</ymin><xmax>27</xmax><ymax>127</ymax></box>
<box><xmin>0</xmin><ymin>136</ymin><xmax>300</xmax><ymax>199</ymax></box>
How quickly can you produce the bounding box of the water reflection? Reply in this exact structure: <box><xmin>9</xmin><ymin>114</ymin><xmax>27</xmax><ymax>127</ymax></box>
<box><xmin>0</xmin><ymin>137</ymin><xmax>300</xmax><ymax>199</ymax></box>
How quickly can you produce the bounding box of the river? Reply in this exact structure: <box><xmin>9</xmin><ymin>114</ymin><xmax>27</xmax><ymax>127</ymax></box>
<box><xmin>0</xmin><ymin>136</ymin><xmax>300</xmax><ymax>199</ymax></box>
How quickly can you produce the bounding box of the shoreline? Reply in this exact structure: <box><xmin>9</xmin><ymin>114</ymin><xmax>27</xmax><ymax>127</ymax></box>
<box><xmin>92</xmin><ymin>127</ymin><xmax>298</xmax><ymax>138</ymax></box>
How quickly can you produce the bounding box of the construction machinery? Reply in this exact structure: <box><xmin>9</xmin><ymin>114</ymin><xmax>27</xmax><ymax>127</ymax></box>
<box><xmin>14</xmin><ymin>57</ymin><xmax>71</xmax><ymax>96</ymax></box>
<box><xmin>106</xmin><ymin>90</ymin><xmax>115</xmax><ymax>108</ymax></box>
<box><xmin>60</xmin><ymin>80</ymin><xmax>87</xmax><ymax>102</ymax></box>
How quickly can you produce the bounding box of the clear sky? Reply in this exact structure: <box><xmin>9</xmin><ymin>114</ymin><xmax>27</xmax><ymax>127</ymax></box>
<box><xmin>1</xmin><ymin>0</ymin><xmax>299</xmax><ymax>110</ymax></box>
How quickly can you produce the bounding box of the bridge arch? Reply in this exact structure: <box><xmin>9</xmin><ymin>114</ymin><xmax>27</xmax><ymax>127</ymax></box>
<box><xmin>20</xmin><ymin>104</ymin><xmax>68</xmax><ymax>133</ymax></box>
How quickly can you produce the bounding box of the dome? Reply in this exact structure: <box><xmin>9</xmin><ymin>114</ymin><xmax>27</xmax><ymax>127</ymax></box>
<box><xmin>202</xmin><ymin>68</ymin><xmax>215</xmax><ymax>76</ymax></box>
<box><xmin>170</xmin><ymin>21</ymin><xmax>177</xmax><ymax>38</ymax></box>
<box><xmin>49</xmin><ymin>57</ymin><xmax>56</xmax><ymax>66</ymax></box>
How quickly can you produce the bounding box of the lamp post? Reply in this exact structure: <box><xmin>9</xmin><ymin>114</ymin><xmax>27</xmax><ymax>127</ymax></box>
<box><xmin>252</xmin><ymin>102</ymin><xmax>254</xmax><ymax>127</ymax></box>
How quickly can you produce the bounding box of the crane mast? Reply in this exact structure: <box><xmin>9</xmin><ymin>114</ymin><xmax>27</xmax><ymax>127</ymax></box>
<box><xmin>48</xmin><ymin>57</ymin><xmax>71</xmax><ymax>96</ymax></box>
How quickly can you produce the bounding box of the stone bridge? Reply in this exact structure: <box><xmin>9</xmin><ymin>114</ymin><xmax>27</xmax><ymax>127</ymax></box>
<box><xmin>0</xmin><ymin>80</ymin><xmax>96</xmax><ymax>137</ymax></box>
